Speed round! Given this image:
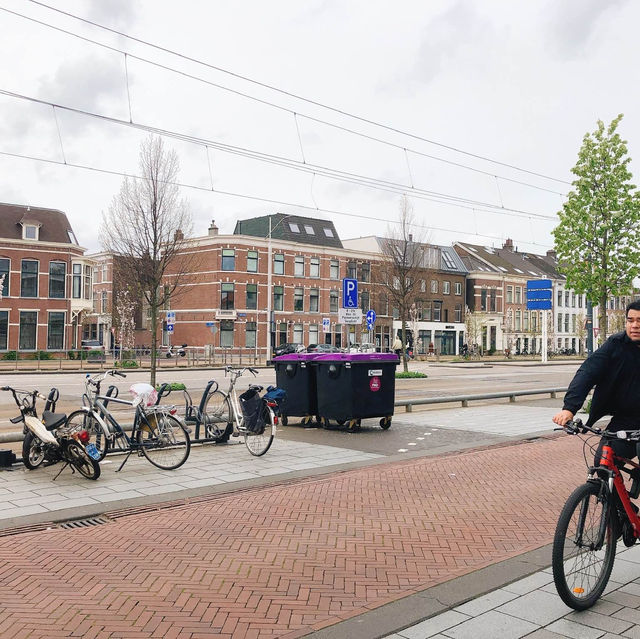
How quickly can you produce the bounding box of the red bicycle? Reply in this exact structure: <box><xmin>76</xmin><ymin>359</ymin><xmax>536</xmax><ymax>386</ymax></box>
<box><xmin>553</xmin><ymin>419</ymin><xmax>640</xmax><ymax>610</ymax></box>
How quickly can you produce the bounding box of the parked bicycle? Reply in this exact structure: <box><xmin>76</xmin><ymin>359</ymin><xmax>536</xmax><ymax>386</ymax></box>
<box><xmin>2</xmin><ymin>385</ymin><xmax>100</xmax><ymax>480</ymax></box>
<box><xmin>181</xmin><ymin>379</ymin><xmax>233</xmax><ymax>444</ymax></box>
<box><xmin>199</xmin><ymin>366</ymin><xmax>279</xmax><ymax>456</ymax></box>
<box><xmin>66</xmin><ymin>370</ymin><xmax>191</xmax><ymax>472</ymax></box>
<box><xmin>552</xmin><ymin>418</ymin><xmax>640</xmax><ymax>610</ymax></box>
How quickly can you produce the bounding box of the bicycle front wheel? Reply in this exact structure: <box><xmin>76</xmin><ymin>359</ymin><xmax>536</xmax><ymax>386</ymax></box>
<box><xmin>201</xmin><ymin>390</ymin><xmax>232</xmax><ymax>442</ymax></box>
<box><xmin>244</xmin><ymin>405</ymin><xmax>276</xmax><ymax>457</ymax></box>
<box><xmin>552</xmin><ymin>481</ymin><xmax>617</xmax><ymax>610</ymax></box>
<box><xmin>138</xmin><ymin>413</ymin><xmax>191</xmax><ymax>470</ymax></box>
<box><xmin>66</xmin><ymin>410</ymin><xmax>109</xmax><ymax>461</ymax></box>
<box><xmin>65</xmin><ymin>440</ymin><xmax>101</xmax><ymax>480</ymax></box>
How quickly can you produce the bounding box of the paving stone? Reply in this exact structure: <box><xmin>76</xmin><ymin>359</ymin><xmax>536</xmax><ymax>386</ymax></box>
<box><xmin>397</xmin><ymin>611</ymin><xmax>469</xmax><ymax>639</ymax></box>
<box><xmin>524</xmin><ymin>630</ymin><xmax>571</xmax><ymax>639</ymax></box>
<box><xmin>454</xmin><ymin>588</ymin><xmax>518</xmax><ymax>616</ymax></box>
<box><xmin>604</xmin><ymin>589</ymin><xmax>640</xmax><ymax>609</ymax></box>
<box><xmin>546</xmin><ymin>618</ymin><xmax>606</xmax><ymax>639</ymax></box>
<box><xmin>611</xmin><ymin>560</ymin><xmax>640</xmax><ymax>587</ymax></box>
<box><xmin>623</xmin><ymin>627</ymin><xmax>640</xmax><ymax>639</ymax></box>
<box><xmin>502</xmin><ymin>571</ymin><xmax>554</xmax><ymax>595</ymax></box>
<box><xmin>565</xmin><ymin>610</ymin><xmax>633</xmax><ymax>634</ymax></box>
<box><xmin>615</xmin><ymin>607</ymin><xmax>640</xmax><ymax>624</ymax></box>
<box><xmin>441</xmin><ymin>610</ymin><xmax>538</xmax><ymax>639</ymax></box>
<box><xmin>496</xmin><ymin>589</ymin><xmax>572</xmax><ymax>625</ymax></box>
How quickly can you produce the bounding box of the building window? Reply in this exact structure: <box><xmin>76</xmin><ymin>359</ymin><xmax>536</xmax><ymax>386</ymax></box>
<box><xmin>101</xmin><ymin>291</ymin><xmax>108</xmax><ymax>314</ymax></box>
<box><xmin>378</xmin><ymin>293</ymin><xmax>389</xmax><ymax>316</ymax></box>
<box><xmin>246</xmin><ymin>284</ymin><xmax>257</xmax><ymax>310</ymax></box>
<box><xmin>102</xmin><ymin>263</ymin><xmax>108</xmax><ymax>281</ymax></box>
<box><xmin>304</xmin><ymin>225</ymin><xmax>315</xmax><ymax>235</ymax></box>
<box><xmin>433</xmin><ymin>301</ymin><xmax>442</xmax><ymax>322</ymax></box>
<box><xmin>490</xmin><ymin>288</ymin><xmax>496</xmax><ymax>312</ymax></box>
<box><xmin>49</xmin><ymin>262</ymin><xmax>66</xmax><ymax>298</ymax></box>
<box><xmin>431</xmin><ymin>280</ymin><xmax>438</xmax><ymax>293</ymax></box>
<box><xmin>289</xmin><ymin>222</ymin><xmax>300</xmax><ymax>233</ymax></box>
<box><xmin>309</xmin><ymin>288</ymin><xmax>319</xmax><ymax>312</ymax></box>
<box><xmin>84</xmin><ymin>265</ymin><xmax>92</xmax><ymax>299</ymax></box>
<box><xmin>310</xmin><ymin>257</ymin><xmax>320</xmax><ymax>278</ymax></box>
<box><xmin>506</xmin><ymin>286</ymin><xmax>513</xmax><ymax>304</ymax></box>
<box><xmin>347</xmin><ymin>261</ymin><xmax>357</xmax><ymax>279</ymax></box>
<box><xmin>330</xmin><ymin>259</ymin><xmax>339</xmax><ymax>280</ymax></box>
<box><xmin>578</xmin><ymin>295</ymin><xmax>583</xmax><ymax>308</ymax></box>
<box><xmin>330</xmin><ymin>290</ymin><xmax>339</xmax><ymax>313</ymax></box>
<box><xmin>557</xmin><ymin>290</ymin><xmax>562</xmax><ymax>307</ymax></box>
<box><xmin>72</xmin><ymin>263</ymin><xmax>82</xmax><ymax>298</ymax></box>
<box><xmin>481</xmin><ymin>289</ymin><xmax>487</xmax><ymax>312</ymax></box>
<box><xmin>360</xmin><ymin>263</ymin><xmax>370</xmax><ymax>283</ymax></box>
<box><xmin>565</xmin><ymin>291</ymin><xmax>570</xmax><ymax>307</ymax></box>
<box><xmin>221</xmin><ymin>283</ymin><xmax>235</xmax><ymax>309</ymax></box>
<box><xmin>524</xmin><ymin>311</ymin><xmax>529</xmax><ymax>331</ymax></box>
<box><xmin>278</xmin><ymin>322</ymin><xmax>287</xmax><ymax>345</ymax></box>
<box><xmin>220</xmin><ymin>320</ymin><xmax>234</xmax><ymax>348</ymax></box>
<box><xmin>423</xmin><ymin>302</ymin><xmax>432</xmax><ymax>321</ymax></box>
<box><xmin>515</xmin><ymin>287</ymin><xmax>522</xmax><ymax>304</ymax></box>
<box><xmin>293</xmin><ymin>323</ymin><xmax>303</xmax><ymax>344</ymax></box>
<box><xmin>247</xmin><ymin>250</ymin><xmax>258</xmax><ymax>273</ymax></box>
<box><xmin>455</xmin><ymin>304</ymin><xmax>462</xmax><ymax>322</ymax></box>
<box><xmin>515</xmin><ymin>310</ymin><xmax>521</xmax><ymax>331</ymax></box>
<box><xmin>246</xmin><ymin>322</ymin><xmax>257</xmax><ymax>348</ymax></box>
<box><xmin>309</xmin><ymin>324</ymin><xmax>318</xmax><ymax>346</ymax></box>
<box><xmin>22</xmin><ymin>224</ymin><xmax>39</xmax><ymax>240</ymax></box>
<box><xmin>295</xmin><ymin>256</ymin><xmax>305</xmax><ymax>276</ymax></box>
<box><xmin>323</xmin><ymin>228</ymin><xmax>334</xmax><ymax>238</ymax></box>
<box><xmin>361</xmin><ymin>291</ymin><xmax>370</xmax><ymax>312</ymax></box>
<box><xmin>294</xmin><ymin>287</ymin><xmax>304</xmax><ymax>311</ymax></box>
<box><xmin>443</xmin><ymin>281</ymin><xmax>450</xmax><ymax>295</ymax></box>
<box><xmin>0</xmin><ymin>258</ymin><xmax>8</xmax><ymax>297</ymax></box>
<box><xmin>565</xmin><ymin>314</ymin><xmax>570</xmax><ymax>332</ymax></box>
<box><xmin>221</xmin><ymin>248</ymin><xmax>235</xmax><ymax>271</ymax></box>
<box><xmin>455</xmin><ymin>282</ymin><xmax>462</xmax><ymax>296</ymax></box>
<box><xmin>47</xmin><ymin>312</ymin><xmax>65</xmax><ymax>350</ymax></box>
<box><xmin>558</xmin><ymin>313</ymin><xmax>562</xmax><ymax>332</ymax></box>
<box><xmin>572</xmin><ymin>293</ymin><xmax>576</xmax><ymax>307</ymax></box>
<box><xmin>0</xmin><ymin>311</ymin><xmax>7</xmax><ymax>350</ymax></box>
<box><xmin>19</xmin><ymin>311</ymin><xmax>37</xmax><ymax>350</ymax></box>
<box><xmin>421</xmin><ymin>279</ymin><xmax>426</xmax><ymax>292</ymax></box>
<box><xmin>273</xmin><ymin>286</ymin><xmax>283</xmax><ymax>311</ymax></box>
<box><xmin>274</xmin><ymin>253</ymin><xmax>284</xmax><ymax>275</ymax></box>
<box><xmin>21</xmin><ymin>260</ymin><xmax>38</xmax><ymax>297</ymax></box>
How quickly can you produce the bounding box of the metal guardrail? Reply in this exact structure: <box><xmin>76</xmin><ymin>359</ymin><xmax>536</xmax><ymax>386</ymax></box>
<box><xmin>0</xmin><ymin>387</ymin><xmax>569</xmax><ymax>443</ymax></box>
<box><xmin>396</xmin><ymin>387</ymin><xmax>568</xmax><ymax>412</ymax></box>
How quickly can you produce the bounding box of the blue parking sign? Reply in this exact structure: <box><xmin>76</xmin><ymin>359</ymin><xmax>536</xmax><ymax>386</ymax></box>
<box><xmin>342</xmin><ymin>278</ymin><xmax>358</xmax><ymax>308</ymax></box>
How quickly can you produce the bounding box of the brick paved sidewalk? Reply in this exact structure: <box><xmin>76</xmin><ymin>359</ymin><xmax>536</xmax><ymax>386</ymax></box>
<box><xmin>0</xmin><ymin>433</ymin><xmax>592</xmax><ymax>638</ymax></box>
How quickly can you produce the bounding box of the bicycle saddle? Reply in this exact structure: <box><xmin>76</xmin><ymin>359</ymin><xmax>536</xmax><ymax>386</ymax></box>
<box><xmin>41</xmin><ymin>410</ymin><xmax>67</xmax><ymax>431</ymax></box>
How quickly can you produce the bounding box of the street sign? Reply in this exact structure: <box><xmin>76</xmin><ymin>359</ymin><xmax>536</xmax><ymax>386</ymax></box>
<box><xmin>526</xmin><ymin>279</ymin><xmax>552</xmax><ymax>310</ymax></box>
<box><xmin>527</xmin><ymin>279</ymin><xmax>552</xmax><ymax>290</ymax></box>
<box><xmin>366</xmin><ymin>309</ymin><xmax>376</xmax><ymax>330</ymax></box>
<box><xmin>205</xmin><ymin>322</ymin><xmax>214</xmax><ymax>327</ymax></box>
<box><xmin>342</xmin><ymin>278</ymin><xmax>358</xmax><ymax>308</ymax></box>
<box><xmin>338</xmin><ymin>308</ymin><xmax>363</xmax><ymax>325</ymax></box>
<box><xmin>166</xmin><ymin>323</ymin><xmax>174</xmax><ymax>334</ymax></box>
<box><xmin>322</xmin><ymin>317</ymin><xmax>331</xmax><ymax>333</ymax></box>
<box><xmin>166</xmin><ymin>310</ymin><xmax>176</xmax><ymax>322</ymax></box>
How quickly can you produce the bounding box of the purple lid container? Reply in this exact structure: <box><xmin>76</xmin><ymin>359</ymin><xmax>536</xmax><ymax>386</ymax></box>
<box><xmin>313</xmin><ymin>352</ymin><xmax>399</xmax><ymax>363</ymax></box>
<box><xmin>272</xmin><ymin>352</ymin><xmax>322</xmax><ymax>361</ymax></box>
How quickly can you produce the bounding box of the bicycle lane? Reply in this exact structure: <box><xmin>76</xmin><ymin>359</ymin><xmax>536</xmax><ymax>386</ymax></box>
<box><xmin>0</xmin><ymin>433</ymin><xmax>591</xmax><ymax>638</ymax></box>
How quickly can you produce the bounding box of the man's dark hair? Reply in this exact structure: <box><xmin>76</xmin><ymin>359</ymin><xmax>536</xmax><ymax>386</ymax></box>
<box><xmin>626</xmin><ymin>300</ymin><xmax>640</xmax><ymax>316</ymax></box>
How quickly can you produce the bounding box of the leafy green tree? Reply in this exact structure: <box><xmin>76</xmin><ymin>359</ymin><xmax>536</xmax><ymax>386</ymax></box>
<box><xmin>553</xmin><ymin>115</ymin><xmax>640</xmax><ymax>340</ymax></box>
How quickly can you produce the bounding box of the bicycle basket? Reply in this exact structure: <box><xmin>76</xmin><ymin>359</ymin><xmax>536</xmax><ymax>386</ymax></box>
<box><xmin>239</xmin><ymin>389</ymin><xmax>267</xmax><ymax>435</ymax></box>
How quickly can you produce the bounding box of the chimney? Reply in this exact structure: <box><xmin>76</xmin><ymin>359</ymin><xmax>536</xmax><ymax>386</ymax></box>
<box><xmin>546</xmin><ymin>249</ymin><xmax>557</xmax><ymax>260</ymax></box>
<box><xmin>408</xmin><ymin>234</ymin><xmax>413</xmax><ymax>242</ymax></box>
<box><xmin>208</xmin><ymin>220</ymin><xmax>219</xmax><ymax>236</ymax></box>
<box><xmin>174</xmin><ymin>229</ymin><xmax>184</xmax><ymax>241</ymax></box>
<box><xmin>503</xmin><ymin>238</ymin><xmax>514</xmax><ymax>251</ymax></box>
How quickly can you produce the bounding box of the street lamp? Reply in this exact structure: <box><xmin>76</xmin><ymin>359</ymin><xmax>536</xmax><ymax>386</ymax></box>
<box><xmin>266</xmin><ymin>214</ymin><xmax>291</xmax><ymax>363</ymax></box>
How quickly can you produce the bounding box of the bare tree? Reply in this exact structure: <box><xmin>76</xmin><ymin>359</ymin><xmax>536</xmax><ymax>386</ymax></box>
<box><xmin>378</xmin><ymin>196</ymin><xmax>427</xmax><ymax>372</ymax></box>
<box><xmin>100</xmin><ymin>135</ymin><xmax>195</xmax><ymax>385</ymax></box>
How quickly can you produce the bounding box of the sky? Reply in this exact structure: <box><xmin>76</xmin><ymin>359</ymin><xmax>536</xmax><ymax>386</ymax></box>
<box><xmin>1</xmin><ymin>0</ymin><xmax>639</xmax><ymax>254</ymax></box>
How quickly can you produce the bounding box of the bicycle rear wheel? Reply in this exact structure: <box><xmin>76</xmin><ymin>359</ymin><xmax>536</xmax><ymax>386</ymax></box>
<box><xmin>138</xmin><ymin>413</ymin><xmax>191</xmax><ymax>470</ymax></box>
<box><xmin>65</xmin><ymin>440</ymin><xmax>101</xmax><ymax>480</ymax></box>
<box><xmin>552</xmin><ymin>481</ymin><xmax>617</xmax><ymax>610</ymax></box>
<box><xmin>66</xmin><ymin>410</ymin><xmax>109</xmax><ymax>462</ymax></box>
<box><xmin>201</xmin><ymin>390</ymin><xmax>232</xmax><ymax>442</ymax></box>
<box><xmin>244</xmin><ymin>404</ymin><xmax>275</xmax><ymax>457</ymax></box>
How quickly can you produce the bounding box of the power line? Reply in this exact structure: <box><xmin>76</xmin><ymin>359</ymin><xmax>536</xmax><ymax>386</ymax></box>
<box><xmin>0</xmin><ymin>149</ymin><xmax>555</xmax><ymax>249</ymax></box>
<box><xmin>0</xmin><ymin>88</ymin><xmax>561</xmax><ymax>223</ymax></box>
<box><xmin>8</xmin><ymin>1</ymin><xmax>571</xmax><ymax>189</ymax></box>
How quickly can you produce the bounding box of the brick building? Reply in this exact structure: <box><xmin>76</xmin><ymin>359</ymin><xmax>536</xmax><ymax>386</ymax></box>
<box><xmin>0</xmin><ymin>203</ymin><xmax>93</xmax><ymax>353</ymax></box>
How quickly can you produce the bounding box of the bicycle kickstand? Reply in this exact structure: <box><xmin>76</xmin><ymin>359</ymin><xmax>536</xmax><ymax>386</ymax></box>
<box><xmin>52</xmin><ymin>462</ymin><xmax>71</xmax><ymax>481</ymax></box>
<box><xmin>116</xmin><ymin>451</ymin><xmax>133</xmax><ymax>472</ymax></box>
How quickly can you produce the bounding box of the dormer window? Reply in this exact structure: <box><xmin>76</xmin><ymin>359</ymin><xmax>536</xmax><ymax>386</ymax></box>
<box><xmin>22</xmin><ymin>224</ymin><xmax>39</xmax><ymax>240</ymax></box>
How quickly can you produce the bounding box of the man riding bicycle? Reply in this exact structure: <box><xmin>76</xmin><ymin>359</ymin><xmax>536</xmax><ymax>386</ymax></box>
<box><xmin>553</xmin><ymin>300</ymin><xmax>640</xmax><ymax>463</ymax></box>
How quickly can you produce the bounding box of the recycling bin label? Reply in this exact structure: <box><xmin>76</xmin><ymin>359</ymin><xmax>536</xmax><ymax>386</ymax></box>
<box><xmin>369</xmin><ymin>376</ymin><xmax>381</xmax><ymax>392</ymax></box>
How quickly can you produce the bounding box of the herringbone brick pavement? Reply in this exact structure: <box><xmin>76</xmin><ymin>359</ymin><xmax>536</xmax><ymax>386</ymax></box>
<box><xmin>0</xmin><ymin>434</ymin><xmax>593</xmax><ymax>638</ymax></box>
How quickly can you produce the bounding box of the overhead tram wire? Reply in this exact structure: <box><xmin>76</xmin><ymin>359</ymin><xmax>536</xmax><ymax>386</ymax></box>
<box><xmin>8</xmin><ymin>2</ymin><xmax>569</xmax><ymax>193</ymax></box>
<box><xmin>0</xmin><ymin>88</ymin><xmax>561</xmax><ymax>223</ymax></box>
<box><xmin>0</xmin><ymin>148</ymin><xmax>555</xmax><ymax>250</ymax></box>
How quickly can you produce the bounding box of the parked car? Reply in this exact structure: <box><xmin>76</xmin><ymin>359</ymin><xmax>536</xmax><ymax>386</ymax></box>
<box><xmin>273</xmin><ymin>343</ymin><xmax>305</xmax><ymax>357</ymax></box>
<box><xmin>307</xmin><ymin>344</ymin><xmax>341</xmax><ymax>353</ymax></box>
<box><xmin>357</xmin><ymin>342</ymin><xmax>377</xmax><ymax>353</ymax></box>
<box><xmin>80</xmin><ymin>339</ymin><xmax>104</xmax><ymax>351</ymax></box>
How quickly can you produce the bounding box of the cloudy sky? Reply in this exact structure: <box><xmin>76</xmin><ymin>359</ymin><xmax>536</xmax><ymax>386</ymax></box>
<box><xmin>1</xmin><ymin>0</ymin><xmax>638</xmax><ymax>254</ymax></box>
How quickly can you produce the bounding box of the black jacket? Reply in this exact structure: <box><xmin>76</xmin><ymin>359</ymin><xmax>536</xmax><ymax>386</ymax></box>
<box><xmin>563</xmin><ymin>331</ymin><xmax>640</xmax><ymax>427</ymax></box>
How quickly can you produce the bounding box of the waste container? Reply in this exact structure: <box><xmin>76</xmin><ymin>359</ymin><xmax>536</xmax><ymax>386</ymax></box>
<box><xmin>314</xmin><ymin>352</ymin><xmax>399</xmax><ymax>430</ymax></box>
<box><xmin>272</xmin><ymin>353</ymin><xmax>321</xmax><ymax>426</ymax></box>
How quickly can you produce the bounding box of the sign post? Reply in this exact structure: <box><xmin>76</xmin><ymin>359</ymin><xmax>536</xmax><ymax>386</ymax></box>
<box><xmin>526</xmin><ymin>279</ymin><xmax>553</xmax><ymax>364</ymax></box>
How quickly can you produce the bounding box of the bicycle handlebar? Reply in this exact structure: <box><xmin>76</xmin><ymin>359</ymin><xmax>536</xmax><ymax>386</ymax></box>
<box><xmin>556</xmin><ymin>419</ymin><xmax>640</xmax><ymax>441</ymax></box>
<box><xmin>224</xmin><ymin>366</ymin><xmax>258</xmax><ymax>377</ymax></box>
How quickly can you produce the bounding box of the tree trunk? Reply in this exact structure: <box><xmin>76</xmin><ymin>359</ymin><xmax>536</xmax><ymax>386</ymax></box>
<box><xmin>401</xmin><ymin>320</ymin><xmax>409</xmax><ymax>373</ymax></box>
<box><xmin>599</xmin><ymin>294</ymin><xmax>608</xmax><ymax>346</ymax></box>
<box><xmin>150</xmin><ymin>303</ymin><xmax>158</xmax><ymax>387</ymax></box>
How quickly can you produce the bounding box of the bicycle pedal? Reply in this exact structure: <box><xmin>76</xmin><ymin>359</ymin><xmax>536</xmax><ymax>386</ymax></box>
<box><xmin>231</xmin><ymin>432</ymin><xmax>240</xmax><ymax>437</ymax></box>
